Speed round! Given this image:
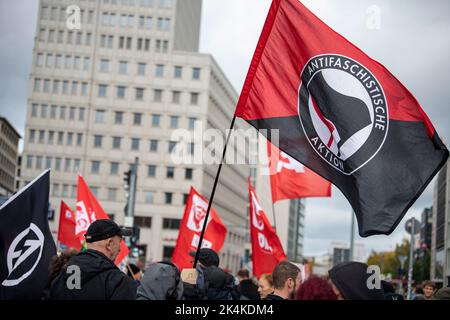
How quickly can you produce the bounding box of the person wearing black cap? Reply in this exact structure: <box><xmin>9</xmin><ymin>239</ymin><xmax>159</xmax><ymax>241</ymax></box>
<box><xmin>47</xmin><ymin>219</ymin><xmax>137</xmax><ymax>300</ymax></box>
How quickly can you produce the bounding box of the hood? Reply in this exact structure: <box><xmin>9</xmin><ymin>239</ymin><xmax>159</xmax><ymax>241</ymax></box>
<box><xmin>329</xmin><ymin>262</ymin><xmax>384</xmax><ymax>300</ymax></box>
<box><xmin>62</xmin><ymin>249</ymin><xmax>117</xmax><ymax>286</ymax></box>
<box><xmin>137</xmin><ymin>263</ymin><xmax>183</xmax><ymax>300</ymax></box>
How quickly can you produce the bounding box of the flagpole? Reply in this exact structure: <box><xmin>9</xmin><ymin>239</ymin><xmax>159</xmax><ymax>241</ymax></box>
<box><xmin>193</xmin><ymin>115</ymin><xmax>237</xmax><ymax>268</ymax></box>
<box><xmin>271</xmin><ymin>202</ymin><xmax>277</xmax><ymax>232</ymax></box>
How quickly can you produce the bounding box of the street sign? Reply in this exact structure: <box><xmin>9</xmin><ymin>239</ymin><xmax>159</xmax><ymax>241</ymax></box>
<box><xmin>405</xmin><ymin>218</ymin><xmax>420</xmax><ymax>235</ymax></box>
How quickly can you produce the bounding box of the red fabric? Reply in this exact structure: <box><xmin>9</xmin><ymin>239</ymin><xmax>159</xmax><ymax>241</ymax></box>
<box><xmin>58</xmin><ymin>200</ymin><xmax>82</xmax><ymax>250</ymax></box>
<box><xmin>76</xmin><ymin>175</ymin><xmax>129</xmax><ymax>265</ymax></box>
<box><xmin>268</xmin><ymin>141</ymin><xmax>331</xmax><ymax>202</ymax></box>
<box><xmin>248</xmin><ymin>179</ymin><xmax>287</xmax><ymax>278</ymax></box>
<box><xmin>235</xmin><ymin>0</ymin><xmax>435</xmax><ymax>137</ymax></box>
<box><xmin>172</xmin><ymin>187</ymin><xmax>227</xmax><ymax>270</ymax></box>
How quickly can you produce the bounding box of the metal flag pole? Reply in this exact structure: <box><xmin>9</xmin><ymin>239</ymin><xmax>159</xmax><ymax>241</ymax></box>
<box><xmin>407</xmin><ymin>219</ymin><xmax>416</xmax><ymax>300</ymax></box>
<box><xmin>349</xmin><ymin>210</ymin><xmax>355</xmax><ymax>261</ymax></box>
<box><xmin>193</xmin><ymin>115</ymin><xmax>237</xmax><ymax>268</ymax></box>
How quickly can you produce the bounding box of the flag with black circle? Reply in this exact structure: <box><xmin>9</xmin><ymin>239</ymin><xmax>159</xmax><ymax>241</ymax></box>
<box><xmin>235</xmin><ymin>0</ymin><xmax>449</xmax><ymax>236</ymax></box>
<box><xmin>0</xmin><ymin>169</ymin><xmax>56</xmax><ymax>299</ymax></box>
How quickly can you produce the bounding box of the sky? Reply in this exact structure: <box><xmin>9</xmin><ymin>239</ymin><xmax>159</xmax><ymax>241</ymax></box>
<box><xmin>1</xmin><ymin>0</ymin><xmax>449</xmax><ymax>258</ymax></box>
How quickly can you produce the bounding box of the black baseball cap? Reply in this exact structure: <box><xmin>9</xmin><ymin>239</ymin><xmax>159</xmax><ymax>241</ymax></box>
<box><xmin>189</xmin><ymin>248</ymin><xmax>219</xmax><ymax>267</ymax></box>
<box><xmin>85</xmin><ymin>219</ymin><xmax>132</xmax><ymax>243</ymax></box>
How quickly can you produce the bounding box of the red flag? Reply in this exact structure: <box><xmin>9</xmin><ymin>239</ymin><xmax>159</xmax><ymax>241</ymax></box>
<box><xmin>268</xmin><ymin>141</ymin><xmax>331</xmax><ymax>202</ymax></box>
<box><xmin>235</xmin><ymin>0</ymin><xmax>448</xmax><ymax>236</ymax></box>
<box><xmin>172</xmin><ymin>187</ymin><xmax>227</xmax><ymax>270</ymax></box>
<box><xmin>76</xmin><ymin>175</ymin><xmax>129</xmax><ymax>265</ymax></box>
<box><xmin>248</xmin><ymin>179</ymin><xmax>286</xmax><ymax>278</ymax></box>
<box><xmin>58</xmin><ymin>200</ymin><xmax>82</xmax><ymax>250</ymax></box>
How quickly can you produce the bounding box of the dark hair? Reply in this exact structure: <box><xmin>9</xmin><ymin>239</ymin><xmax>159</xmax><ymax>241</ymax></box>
<box><xmin>423</xmin><ymin>281</ymin><xmax>436</xmax><ymax>289</ymax></box>
<box><xmin>48</xmin><ymin>249</ymin><xmax>78</xmax><ymax>281</ymax></box>
<box><xmin>272</xmin><ymin>261</ymin><xmax>300</xmax><ymax>290</ymax></box>
<box><xmin>296</xmin><ymin>276</ymin><xmax>337</xmax><ymax>300</ymax></box>
<box><xmin>237</xmin><ymin>269</ymin><xmax>250</xmax><ymax>278</ymax></box>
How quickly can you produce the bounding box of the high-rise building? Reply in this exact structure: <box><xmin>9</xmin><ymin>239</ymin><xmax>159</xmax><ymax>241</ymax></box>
<box><xmin>20</xmin><ymin>0</ymin><xmax>249</xmax><ymax>273</ymax></box>
<box><xmin>431</xmin><ymin>160</ymin><xmax>450</xmax><ymax>286</ymax></box>
<box><xmin>0</xmin><ymin>117</ymin><xmax>21</xmax><ymax>197</ymax></box>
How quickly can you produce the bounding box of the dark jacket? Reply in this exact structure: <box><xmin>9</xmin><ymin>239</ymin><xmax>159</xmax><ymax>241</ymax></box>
<box><xmin>137</xmin><ymin>263</ymin><xmax>183</xmax><ymax>300</ymax></box>
<box><xmin>264</xmin><ymin>293</ymin><xmax>286</xmax><ymax>300</ymax></box>
<box><xmin>232</xmin><ymin>279</ymin><xmax>260</xmax><ymax>300</ymax></box>
<box><xmin>47</xmin><ymin>249</ymin><xmax>137</xmax><ymax>300</ymax></box>
<box><xmin>328</xmin><ymin>262</ymin><xmax>384</xmax><ymax>300</ymax></box>
<box><xmin>203</xmin><ymin>266</ymin><xmax>234</xmax><ymax>300</ymax></box>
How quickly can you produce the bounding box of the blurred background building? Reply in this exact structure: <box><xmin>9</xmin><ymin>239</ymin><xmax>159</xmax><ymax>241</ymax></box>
<box><xmin>19</xmin><ymin>0</ymin><xmax>252</xmax><ymax>273</ymax></box>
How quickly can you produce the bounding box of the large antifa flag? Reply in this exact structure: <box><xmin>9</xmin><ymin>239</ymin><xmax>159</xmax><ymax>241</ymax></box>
<box><xmin>268</xmin><ymin>141</ymin><xmax>331</xmax><ymax>202</ymax></box>
<box><xmin>172</xmin><ymin>187</ymin><xmax>227</xmax><ymax>270</ymax></box>
<box><xmin>235</xmin><ymin>0</ymin><xmax>449</xmax><ymax>236</ymax></box>
<box><xmin>76</xmin><ymin>175</ymin><xmax>129</xmax><ymax>265</ymax></box>
<box><xmin>248</xmin><ymin>179</ymin><xmax>286</xmax><ymax>278</ymax></box>
<box><xmin>0</xmin><ymin>170</ymin><xmax>56</xmax><ymax>299</ymax></box>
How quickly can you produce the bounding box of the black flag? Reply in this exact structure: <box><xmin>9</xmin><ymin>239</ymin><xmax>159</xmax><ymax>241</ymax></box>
<box><xmin>0</xmin><ymin>169</ymin><xmax>56</xmax><ymax>299</ymax></box>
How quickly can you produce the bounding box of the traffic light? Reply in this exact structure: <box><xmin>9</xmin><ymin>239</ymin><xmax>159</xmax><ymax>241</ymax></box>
<box><xmin>123</xmin><ymin>170</ymin><xmax>131</xmax><ymax>190</ymax></box>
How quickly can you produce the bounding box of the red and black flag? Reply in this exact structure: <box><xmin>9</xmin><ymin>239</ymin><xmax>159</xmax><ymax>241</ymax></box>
<box><xmin>235</xmin><ymin>0</ymin><xmax>448</xmax><ymax>236</ymax></box>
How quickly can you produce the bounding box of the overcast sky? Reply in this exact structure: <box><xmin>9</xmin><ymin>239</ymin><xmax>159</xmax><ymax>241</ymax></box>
<box><xmin>1</xmin><ymin>0</ymin><xmax>449</xmax><ymax>258</ymax></box>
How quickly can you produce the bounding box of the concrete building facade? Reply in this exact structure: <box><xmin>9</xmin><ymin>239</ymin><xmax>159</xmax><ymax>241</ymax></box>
<box><xmin>0</xmin><ymin>117</ymin><xmax>21</xmax><ymax>197</ymax></box>
<box><xmin>20</xmin><ymin>0</ymin><xmax>249</xmax><ymax>272</ymax></box>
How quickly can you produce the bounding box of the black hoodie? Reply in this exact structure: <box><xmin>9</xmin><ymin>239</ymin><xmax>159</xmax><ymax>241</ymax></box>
<box><xmin>47</xmin><ymin>249</ymin><xmax>136</xmax><ymax>300</ymax></box>
<box><xmin>328</xmin><ymin>262</ymin><xmax>384</xmax><ymax>300</ymax></box>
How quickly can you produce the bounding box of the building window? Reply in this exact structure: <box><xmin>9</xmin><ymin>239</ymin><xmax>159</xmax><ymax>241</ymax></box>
<box><xmin>166</xmin><ymin>167</ymin><xmax>174</xmax><ymax>179</ymax></box>
<box><xmin>188</xmin><ymin>117</ymin><xmax>197</xmax><ymax>130</ymax></box>
<box><xmin>26</xmin><ymin>155</ymin><xmax>33</xmax><ymax>169</ymax></box>
<box><xmin>76</xmin><ymin>133</ymin><xmax>83</xmax><ymax>146</ymax></box>
<box><xmin>144</xmin><ymin>191</ymin><xmax>154</xmax><ymax>204</ymax></box>
<box><xmin>144</xmin><ymin>39</ymin><xmax>150</xmax><ymax>51</ymax></box>
<box><xmin>34</xmin><ymin>78</ymin><xmax>41</xmax><ymax>92</ymax></box>
<box><xmin>100</xmin><ymin>59</ymin><xmax>109</xmax><ymax>72</ymax></box>
<box><xmin>152</xmin><ymin>114</ymin><xmax>160</xmax><ymax>127</ymax></box>
<box><xmin>71</xmin><ymin>81</ymin><xmax>78</xmax><ymax>95</ymax></box>
<box><xmin>190</xmin><ymin>92</ymin><xmax>199</xmax><ymax>105</ymax></box>
<box><xmin>135</xmin><ymin>216</ymin><xmax>152</xmax><ymax>228</ymax></box>
<box><xmin>147</xmin><ymin>165</ymin><xmax>156</xmax><ymax>177</ymax></box>
<box><xmin>40</xmin><ymin>104</ymin><xmax>48</xmax><ymax>118</ymax></box>
<box><xmin>153</xmin><ymin>89</ymin><xmax>163</xmax><ymax>102</ymax></box>
<box><xmin>67</xmin><ymin>132</ymin><xmax>73</xmax><ymax>145</ymax></box>
<box><xmin>170</xmin><ymin>116</ymin><xmax>179</xmax><ymax>129</ymax></box>
<box><xmin>114</xmin><ymin>111</ymin><xmax>123</xmax><ymax>124</ymax></box>
<box><xmin>45</xmin><ymin>156</ymin><xmax>52</xmax><ymax>169</ymax></box>
<box><xmin>98</xmin><ymin>84</ymin><xmax>107</xmax><ymax>97</ymax></box>
<box><xmin>131</xmin><ymin>138</ymin><xmax>140</xmax><ymax>151</ymax></box>
<box><xmin>163</xmin><ymin>218</ymin><xmax>181</xmax><ymax>230</ymax></box>
<box><xmin>172</xmin><ymin>91</ymin><xmax>181</xmax><ymax>104</ymax></box>
<box><xmin>112</xmin><ymin>136</ymin><xmax>121</xmax><ymax>149</ymax></box>
<box><xmin>74</xmin><ymin>56</ymin><xmax>81</xmax><ymax>70</ymax></box>
<box><xmin>110</xmin><ymin>162</ymin><xmax>119</xmax><ymax>175</ymax></box>
<box><xmin>133</xmin><ymin>113</ymin><xmax>142</xmax><ymax>125</ymax></box>
<box><xmin>174</xmin><ymin>66</ymin><xmax>182</xmax><ymax>78</ymax></box>
<box><xmin>137</xmin><ymin>63</ymin><xmax>146</xmax><ymax>75</ymax></box>
<box><xmin>91</xmin><ymin>161</ymin><xmax>100</xmax><ymax>174</ymax></box>
<box><xmin>135</xmin><ymin>88</ymin><xmax>144</xmax><ymax>101</ymax></box>
<box><xmin>165</xmin><ymin>192</ymin><xmax>173</xmax><ymax>204</ymax></box>
<box><xmin>149</xmin><ymin>139</ymin><xmax>158</xmax><ymax>152</ymax></box>
<box><xmin>94</xmin><ymin>135</ymin><xmax>103</xmax><ymax>148</ymax></box>
<box><xmin>50</xmin><ymin>105</ymin><xmax>57</xmax><ymax>119</ymax></box>
<box><xmin>31</xmin><ymin>104</ymin><xmax>38</xmax><ymax>117</ymax></box>
<box><xmin>55</xmin><ymin>55</ymin><xmax>62</xmax><ymax>68</ymax></box>
<box><xmin>57</xmin><ymin>132</ymin><xmax>64</xmax><ymax>145</ymax></box>
<box><xmin>37</xmin><ymin>53</ymin><xmax>44</xmax><ymax>66</ymax></box>
<box><xmin>38</xmin><ymin>130</ymin><xmax>45</xmax><ymax>143</ymax></box>
<box><xmin>60</xmin><ymin>106</ymin><xmax>66</xmax><ymax>119</ymax></box>
<box><xmin>95</xmin><ymin>110</ymin><xmax>105</xmax><ymax>123</ymax></box>
<box><xmin>69</xmin><ymin>107</ymin><xmax>76</xmax><ymax>120</ymax></box>
<box><xmin>79</xmin><ymin>107</ymin><xmax>85</xmax><ymax>121</ymax></box>
<box><xmin>43</xmin><ymin>79</ymin><xmax>50</xmax><ymax>93</ymax></box>
<box><xmin>81</xmin><ymin>82</ymin><xmax>88</xmax><ymax>96</ymax></box>
<box><xmin>183</xmin><ymin>193</ymin><xmax>189</xmax><ymax>205</ymax></box>
<box><xmin>185</xmin><ymin>168</ymin><xmax>193</xmax><ymax>180</ymax></box>
<box><xmin>48</xmin><ymin>131</ymin><xmax>54</xmax><ymax>144</ymax></box>
<box><xmin>116</xmin><ymin>86</ymin><xmax>126</xmax><ymax>99</ymax></box>
<box><xmin>168</xmin><ymin>141</ymin><xmax>177</xmax><ymax>153</ymax></box>
<box><xmin>107</xmin><ymin>188</ymin><xmax>117</xmax><ymax>201</ymax></box>
<box><xmin>119</xmin><ymin>61</ymin><xmax>128</xmax><ymax>74</ymax></box>
<box><xmin>146</xmin><ymin>16</ymin><xmax>152</xmax><ymax>29</ymax></box>
<box><xmin>155</xmin><ymin>64</ymin><xmax>165</xmax><ymax>77</ymax></box>
<box><xmin>28</xmin><ymin>129</ymin><xmax>36</xmax><ymax>143</ymax></box>
<box><xmin>74</xmin><ymin>159</ymin><xmax>81</xmax><ymax>172</ymax></box>
<box><xmin>46</xmin><ymin>53</ymin><xmax>52</xmax><ymax>67</ymax></box>
<box><xmin>52</xmin><ymin>80</ymin><xmax>59</xmax><ymax>94</ymax></box>
<box><xmin>64</xmin><ymin>158</ymin><xmax>71</xmax><ymax>172</ymax></box>
<box><xmin>55</xmin><ymin>158</ymin><xmax>61</xmax><ymax>171</ymax></box>
<box><xmin>192</xmin><ymin>67</ymin><xmax>201</xmax><ymax>80</ymax></box>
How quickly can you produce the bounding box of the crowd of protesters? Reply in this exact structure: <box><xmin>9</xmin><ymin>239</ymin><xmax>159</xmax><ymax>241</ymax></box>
<box><xmin>43</xmin><ymin>219</ymin><xmax>450</xmax><ymax>301</ymax></box>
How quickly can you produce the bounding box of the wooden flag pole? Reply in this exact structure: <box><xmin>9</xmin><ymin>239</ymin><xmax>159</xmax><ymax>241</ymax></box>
<box><xmin>193</xmin><ymin>115</ymin><xmax>237</xmax><ymax>268</ymax></box>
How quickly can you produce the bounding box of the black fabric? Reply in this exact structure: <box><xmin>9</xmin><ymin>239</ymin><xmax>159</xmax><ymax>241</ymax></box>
<box><xmin>0</xmin><ymin>170</ymin><xmax>56</xmax><ymax>300</ymax></box>
<box><xmin>233</xmin><ymin>279</ymin><xmax>260</xmax><ymax>300</ymax></box>
<box><xmin>203</xmin><ymin>266</ymin><xmax>234</xmax><ymax>300</ymax></box>
<box><xmin>248</xmin><ymin>116</ymin><xmax>448</xmax><ymax>236</ymax></box>
<box><xmin>47</xmin><ymin>249</ymin><xmax>136</xmax><ymax>300</ymax></box>
<box><xmin>329</xmin><ymin>262</ymin><xmax>384</xmax><ymax>300</ymax></box>
<box><xmin>264</xmin><ymin>294</ymin><xmax>286</xmax><ymax>301</ymax></box>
